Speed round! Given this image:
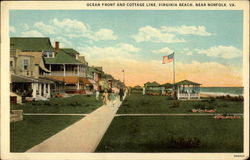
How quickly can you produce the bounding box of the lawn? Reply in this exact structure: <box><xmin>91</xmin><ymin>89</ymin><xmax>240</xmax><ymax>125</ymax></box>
<box><xmin>11</xmin><ymin>95</ymin><xmax>103</xmax><ymax>113</ymax></box>
<box><xmin>96</xmin><ymin>116</ymin><xmax>243</xmax><ymax>152</ymax></box>
<box><xmin>10</xmin><ymin>115</ymin><xmax>83</xmax><ymax>152</ymax></box>
<box><xmin>117</xmin><ymin>94</ymin><xmax>243</xmax><ymax>114</ymax></box>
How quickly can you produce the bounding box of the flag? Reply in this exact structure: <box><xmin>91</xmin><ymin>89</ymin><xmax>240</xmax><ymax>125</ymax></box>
<box><xmin>162</xmin><ymin>53</ymin><xmax>174</xmax><ymax>64</ymax></box>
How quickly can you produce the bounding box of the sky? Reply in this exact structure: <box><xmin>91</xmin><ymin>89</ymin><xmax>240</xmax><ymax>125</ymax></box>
<box><xmin>9</xmin><ymin>10</ymin><xmax>243</xmax><ymax>87</ymax></box>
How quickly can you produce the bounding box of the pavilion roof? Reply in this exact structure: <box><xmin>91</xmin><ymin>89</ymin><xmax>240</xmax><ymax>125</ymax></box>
<box><xmin>160</xmin><ymin>83</ymin><xmax>173</xmax><ymax>88</ymax></box>
<box><xmin>145</xmin><ymin>81</ymin><xmax>160</xmax><ymax>87</ymax></box>
<box><xmin>175</xmin><ymin>80</ymin><xmax>201</xmax><ymax>86</ymax></box>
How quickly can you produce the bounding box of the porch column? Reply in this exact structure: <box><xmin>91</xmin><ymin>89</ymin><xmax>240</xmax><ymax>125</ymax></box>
<box><xmin>77</xmin><ymin>65</ymin><xmax>80</xmax><ymax>77</ymax></box>
<box><xmin>43</xmin><ymin>84</ymin><xmax>46</xmax><ymax>97</ymax></box>
<box><xmin>47</xmin><ymin>84</ymin><xmax>51</xmax><ymax>98</ymax></box>
<box><xmin>63</xmin><ymin>64</ymin><xmax>66</xmax><ymax>77</ymax></box>
<box><xmin>32</xmin><ymin>83</ymin><xmax>36</xmax><ymax>98</ymax></box>
<box><xmin>38</xmin><ymin>83</ymin><xmax>42</xmax><ymax>96</ymax></box>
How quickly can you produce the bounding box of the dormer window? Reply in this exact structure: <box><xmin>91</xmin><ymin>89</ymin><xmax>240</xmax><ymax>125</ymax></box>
<box><xmin>43</xmin><ymin>51</ymin><xmax>54</xmax><ymax>58</ymax></box>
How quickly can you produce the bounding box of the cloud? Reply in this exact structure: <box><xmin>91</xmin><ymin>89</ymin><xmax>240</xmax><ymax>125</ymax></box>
<box><xmin>179</xmin><ymin>48</ymin><xmax>193</xmax><ymax>56</ymax></box>
<box><xmin>21</xmin><ymin>30</ymin><xmax>44</xmax><ymax>37</ymax></box>
<box><xmin>77</xmin><ymin>43</ymin><xmax>141</xmax><ymax>61</ymax></box>
<box><xmin>10</xmin><ymin>26</ymin><xmax>15</xmax><ymax>33</ymax></box>
<box><xmin>51</xmin><ymin>18</ymin><xmax>118</xmax><ymax>41</ymax></box>
<box><xmin>92</xmin><ymin>29</ymin><xmax>118</xmax><ymax>41</ymax></box>
<box><xmin>20</xmin><ymin>23</ymin><xmax>30</xmax><ymax>31</ymax></box>
<box><xmin>34</xmin><ymin>22</ymin><xmax>56</xmax><ymax>34</ymax></box>
<box><xmin>50</xmin><ymin>37</ymin><xmax>73</xmax><ymax>48</ymax></box>
<box><xmin>152</xmin><ymin>47</ymin><xmax>173</xmax><ymax>54</ymax></box>
<box><xmin>161</xmin><ymin>25</ymin><xmax>212</xmax><ymax>36</ymax></box>
<box><xmin>52</xmin><ymin>18</ymin><xmax>90</xmax><ymax>33</ymax></box>
<box><xmin>132</xmin><ymin>26</ymin><xmax>185</xmax><ymax>43</ymax></box>
<box><xmin>196</xmin><ymin>45</ymin><xmax>242</xmax><ymax>59</ymax></box>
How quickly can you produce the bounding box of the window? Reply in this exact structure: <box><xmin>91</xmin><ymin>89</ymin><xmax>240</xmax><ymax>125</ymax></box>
<box><xmin>23</xmin><ymin>59</ymin><xmax>29</xmax><ymax>70</ymax></box>
<box><xmin>43</xmin><ymin>51</ymin><xmax>54</xmax><ymax>58</ymax></box>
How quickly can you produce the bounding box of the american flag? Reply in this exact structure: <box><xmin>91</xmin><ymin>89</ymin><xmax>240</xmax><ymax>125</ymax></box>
<box><xmin>162</xmin><ymin>53</ymin><xmax>174</xmax><ymax>64</ymax></box>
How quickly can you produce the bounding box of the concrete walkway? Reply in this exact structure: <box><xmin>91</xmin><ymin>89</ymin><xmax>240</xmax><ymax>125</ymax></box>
<box><xmin>116</xmin><ymin>113</ymin><xmax>243</xmax><ymax>116</ymax></box>
<box><xmin>23</xmin><ymin>113</ymin><xmax>88</xmax><ymax>116</ymax></box>
<box><xmin>27</xmin><ymin>97</ymin><xmax>123</xmax><ymax>152</ymax></box>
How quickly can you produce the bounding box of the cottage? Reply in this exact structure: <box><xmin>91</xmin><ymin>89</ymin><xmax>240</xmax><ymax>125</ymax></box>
<box><xmin>144</xmin><ymin>81</ymin><xmax>161</xmax><ymax>95</ymax></box>
<box><xmin>44</xmin><ymin>43</ymin><xmax>88</xmax><ymax>94</ymax></box>
<box><xmin>10</xmin><ymin>37</ymin><xmax>60</xmax><ymax>102</ymax></box>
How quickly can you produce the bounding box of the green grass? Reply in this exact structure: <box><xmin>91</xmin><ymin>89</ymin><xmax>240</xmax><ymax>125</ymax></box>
<box><xmin>96</xmin><ymin>116</ymin><xmax>243</xmax><ymax>152</ymax></box>
<box><xmin>10</xmin><ymin>115</ymin><xmax>83</xmax><ymax>152</ymax></box>
<box><xmin>11</xmin><ymin>95</ymin><xmax>103</xmax><ymax>113</ymax></box>
<box><xmin>118</xmin><ymin>94</ymin><xmax>243</xmax><ymax>114</ymax></box>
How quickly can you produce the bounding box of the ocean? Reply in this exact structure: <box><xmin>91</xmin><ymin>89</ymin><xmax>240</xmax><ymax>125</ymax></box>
<box><xmin>200</xmin><ymin>87</ymin><xmax>244</xmax><ymax>96</ymax></box>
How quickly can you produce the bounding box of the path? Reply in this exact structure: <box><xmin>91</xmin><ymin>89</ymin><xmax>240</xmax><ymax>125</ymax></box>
<box><xmin>27</xmin><ymin>97</ymin><xmax>123</xmax><ymax>152</ymax></box>
<box><xmin>116</xmin><ymin>113</ymin><xmax>243</xmax><ymax>116</ymax></box>
<box><xmin>23</xmin><ymin>113</ymin><xmax>88</xmax><ymax>116</ymax></box>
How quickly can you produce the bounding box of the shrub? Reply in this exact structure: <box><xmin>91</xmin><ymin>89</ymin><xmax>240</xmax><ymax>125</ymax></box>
<box><xmin>170</xmin><ymin>101</ymin><xmax>180</xmax><ymax>108</ymax></box>
<box><xmin>193</xmin><ymin>103</ymin><xmax>203</xmax><ymax>109</ymax></box>
<box><xmin>166</xmin><ymin>96</ymin><xmax>174</xmax><ymax>100</ymax></box>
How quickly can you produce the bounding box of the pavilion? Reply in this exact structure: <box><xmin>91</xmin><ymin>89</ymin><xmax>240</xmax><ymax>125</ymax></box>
<box><xmin>174</xmin><ymin>80</ymin><xmax>201</xmax><ymax>100</ymax></box>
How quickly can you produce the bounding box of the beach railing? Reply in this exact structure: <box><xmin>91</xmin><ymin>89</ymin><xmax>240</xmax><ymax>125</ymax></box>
<box><xmin>178</xmin><ymin>93</ymin><xmax>200</xmax><ymax>100</ymax></box>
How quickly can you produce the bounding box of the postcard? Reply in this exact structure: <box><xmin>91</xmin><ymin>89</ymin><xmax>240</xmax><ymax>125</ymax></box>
<box><xmin>1</xmin><ymin>0</ymin><xmax>249</xmax><ymax>160</ymax></box>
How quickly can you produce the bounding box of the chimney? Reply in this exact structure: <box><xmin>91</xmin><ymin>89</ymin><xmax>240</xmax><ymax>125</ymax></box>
<box><xmin>55</xmin><ymin>41</ymin><xmax>59</xmax><ymax>51</ymax></box>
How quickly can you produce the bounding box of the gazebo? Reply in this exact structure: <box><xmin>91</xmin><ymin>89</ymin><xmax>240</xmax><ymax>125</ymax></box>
<box><xmin>174</xmin><ymin>80</ymin><xmax>201</xmax><ymax>100</ymax></box>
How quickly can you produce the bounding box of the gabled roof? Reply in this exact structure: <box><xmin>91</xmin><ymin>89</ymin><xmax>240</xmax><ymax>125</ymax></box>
<box><xmin>161</xmin><ymin>83</ymin><xmax>173</xmax><ymax>88</ymax></box>
<box><xmin>62</xmin><ymin>48</ymin><xmax>80</xmax><ymax>56</ymax></box>
<box><xmin>44</xmin><ymin>49</ymin><xmax>82</xmax><ymax>64</ymax></box>
<box><xmin>133</xmin><ymin>85</ymin><xmax>142</xmax><ymax>89</ymax></box>
<box><xmin>145</xmin><ymin>81</ymin><xmax>160</xmax><ymax>87</ymax></box>
<box><xmin>10</xmin><ymin>37</ymin><xmax>54</xmax><ymax>52</ymax></box>
<box><xmin>175</xmin><ymin>80</ymin><xmax>201</xmax><ymax>86</ymax></box>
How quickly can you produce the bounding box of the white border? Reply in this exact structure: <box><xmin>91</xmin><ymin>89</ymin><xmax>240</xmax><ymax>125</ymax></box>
<box><xmin>1</xmin><ymin>1</ymin><xmax>249</xmax><ymax>160</ymax></box>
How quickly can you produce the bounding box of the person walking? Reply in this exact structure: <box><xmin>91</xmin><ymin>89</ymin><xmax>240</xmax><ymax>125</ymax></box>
<box><xmin>109</xmin><ymin>90</ymin><xmax>116</xmax><ymax>107</ymax></box>
<box><xmin>102</xmin><ymin>89</ymin><xmax>109</xmax><ymax>105</ymax></box>
<box><xmin>119</xmin><ymin>88</ymin><xmax>124</xmax><ymax>101</ymax></box>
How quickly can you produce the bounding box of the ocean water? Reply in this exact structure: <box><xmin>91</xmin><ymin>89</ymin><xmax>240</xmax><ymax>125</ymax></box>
<box><xmin>200</xmin><ymin>87</ymin><xmax>243</xmax><ymax>96</ymax></box>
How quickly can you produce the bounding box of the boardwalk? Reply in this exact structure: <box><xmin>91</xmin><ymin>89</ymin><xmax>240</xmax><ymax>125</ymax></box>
<box><xmin>27</xmin><ymin>98</ymin><xmax>122</xmax><ymax>152</ymax></box>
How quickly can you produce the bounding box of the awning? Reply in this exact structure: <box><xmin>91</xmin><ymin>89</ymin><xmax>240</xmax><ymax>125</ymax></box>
<box><xmin>11</xmin><ymin>74</ymin><xmax>54</xmax><ymax>84</ymax></box>
<box><xmin>11</xmin><ymin>74</ymin><xmax>39</xmax><ymax>83</ymax></box>
<box><xmin>79</xmin><ymin>77</ymin><xmax>91</xmax><ymax>85</ymax></box>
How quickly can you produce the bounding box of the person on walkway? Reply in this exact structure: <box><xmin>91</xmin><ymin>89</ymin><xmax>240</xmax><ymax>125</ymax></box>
<box><xmin>119</xmin><ymin>88</ymin><xmax>124</xmax><ymax>101</ymax></box>
<box><xmin>102</xmin><ymin>89</ymin><xmax>109</xmax><ymax>105</ymax></box>
<box><xmin>95</xmin><ymin>89</ymin><xmax>99</xmax><ymax>100</ymax></box>
<box><xmin>109</xmin><ymin>90</ymin><xmax>116</xmax><ymax>107</ymax></box>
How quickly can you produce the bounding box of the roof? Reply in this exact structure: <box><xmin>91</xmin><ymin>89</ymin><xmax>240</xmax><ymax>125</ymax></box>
<box><xmin>133</xmin><ymin>85</ymin><xmax>142</xmax><ymax>89</ymax></box>
<box><xmin>88</xmin><ymin>66</ymin><xmax>103</xmax><ymax>74</ymax></box>
<box><xmin>44</xmin><ymin>49</ymin><xmax>83</xmax><ymax>64</ymax></box>
<box><xmin>11</xmin><ymin>74</ymin><xmax>54</xmax><ymax>84</ymax></box>
<box><xmin>160</xmin><ymin>83</ymin><xmax>173</xmax><ymax>88</ymax></box>
<box><xmin>145</xmin><ymin>81</ymin><xmax>160</xmax><ymax>87</ymax></box>
<box><xmin>10</xmin><ymin>37</ymin><xmax>54</xmax><ymax>52</ymax></box>
<box><xmin>175</xmin><ymin>80</ymin><xmax>201</xmax><ymax>86</ymax></box>
<box><xmin>61</xmin><ymin>48</ymin><xmax>80</xmax><ymax>56</ymax></box>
